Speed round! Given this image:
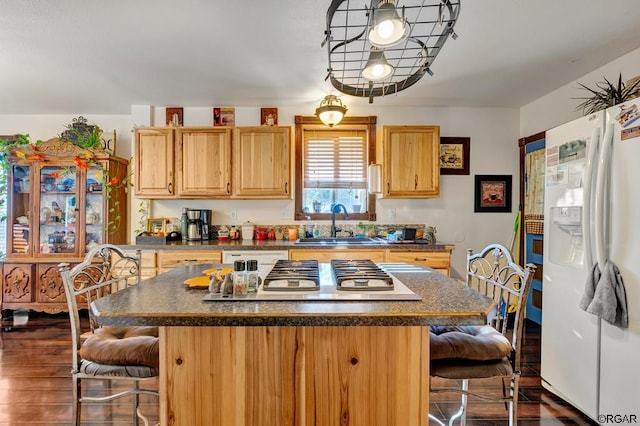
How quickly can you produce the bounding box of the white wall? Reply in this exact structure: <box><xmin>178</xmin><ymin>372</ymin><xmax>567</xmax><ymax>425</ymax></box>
<box><xmin>1</xmin><ymin>105</ymin><xmax>520</xmax><ymax>279</ymax></box>
<box><xmin>520</xmin><ymin>47</ymin><xmax>640</xmax><ymax>137</ymax></box>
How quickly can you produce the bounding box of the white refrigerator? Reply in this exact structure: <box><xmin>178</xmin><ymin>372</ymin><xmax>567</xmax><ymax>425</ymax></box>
<box><xmin>541</xmin><ymin>97</ymin><xmax>640</xmax><ymax>421</ymax></box>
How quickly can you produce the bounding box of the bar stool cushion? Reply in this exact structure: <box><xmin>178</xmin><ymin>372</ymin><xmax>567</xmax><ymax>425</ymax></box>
<box><xmin>79</xmin><ymin>326</ymin><xmax>159</xmax><ymax>368</ymax></box>
<box><xmin>430</xmin><ymin>325</ymin><xmax>511</xmax><ymax>361</ymax></box>
<box><xmin>430</xmin><ymin>357</ymin><xmax>513</xmax><ymax>379</ymax></box>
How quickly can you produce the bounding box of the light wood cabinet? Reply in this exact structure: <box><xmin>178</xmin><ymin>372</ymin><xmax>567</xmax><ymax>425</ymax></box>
<box><xmin>122</xmin><ymin>250</ymin><xmax>158</xmax><ymax>281</ymax></box>
<box><xmin>289</xmin><ymin>249</ymin><xmax>386</xmax><ymax>262</ymax></box>
<box><xmin>177</xmin><ymin>128</ymin><xmax>232</xmax><ymax>196</ymax></box>
<box><xmin>385</xmin><ymin>250</ymin><xmax>451</xmax><ymax>276</ymax></box>
<box><xmin>134</xmin><ymin>128</ymin><xmax>175</xmax><ymax>197</ymax></box>
<box><xmin>134</xmin><ymin>126</ymin><xmax>290</xmax><ymax>199</ymax></box>
<box><xmin>157</xmin><ymin>250</ymin><xmax>222</xmax><ymax>274</ymax></box>
<box><xmin>289</xmin><ymin>247</ymin><xmax>452</xmax><ymax>276</ymax></box>
<box><xmin>232</xmin><ymin>126</ymin><xmax>291</xmax><ymax>198</ymax></box>
<box><xmin>382</xmin><ymin>125</ymin><xmax>440</xmax><ymax>198</ymax></box>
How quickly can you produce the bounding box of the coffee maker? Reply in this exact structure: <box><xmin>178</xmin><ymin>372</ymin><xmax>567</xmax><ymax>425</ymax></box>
<box><xmin>199</xmin><ymin>209</ymin><xmax>212</xmax><ymax>240</ymax></box>
<box><xmin>186</xmin><ymin>209</ymin><xmax>202</xmax><ymax>241</ymax></box>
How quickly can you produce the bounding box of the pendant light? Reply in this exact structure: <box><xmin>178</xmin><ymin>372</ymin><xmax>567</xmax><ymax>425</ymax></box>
<box><xmin>368</xmin><ymin>1</ymin><xmax>409</xmax><ymax>49</ymax></box>
<box><xmin>315</xmin><ymin>95</ymin><xmax>348</xmax><ymax>127</ymax></box>
<box><xmin>361</xmin><ymin>49</ymin><xmax>394</xmax><ymax>81</ymax></box>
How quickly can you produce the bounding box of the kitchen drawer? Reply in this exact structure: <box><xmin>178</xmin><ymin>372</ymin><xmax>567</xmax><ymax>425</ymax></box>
<box><xmin>289</xmin><ymin>249</ymin><xmax>385</xmax><ymax>262</ymax></box>
<box><xmin>123</xmin><ymin>250</ymin><xmax>157</xmax><ymax>281</ymax></box>
<box><xmin>157</xmin><ymin>250</ymin><xmax>222</xmax><ymax>273</ymax></box>
<box><xmin>385</xmin><ymin>250</ymin><xmax>451</xmax><ymax>276</ymax></box>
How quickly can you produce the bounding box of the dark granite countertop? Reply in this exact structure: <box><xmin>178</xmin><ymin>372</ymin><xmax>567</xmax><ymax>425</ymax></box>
<box><xmin>121</xmin><ymin>239</ymin><xmax>454</xmax><ymax>251</ymax></box>
<box><xmin>91</xmin><ymin>263</ymin><xmax>493</xmax><ymax>328</ymax></box>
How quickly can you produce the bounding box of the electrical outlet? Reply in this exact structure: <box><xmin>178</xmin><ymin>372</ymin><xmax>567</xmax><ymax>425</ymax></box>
<box><xmin>390</xmin><ymin>208</ymin><xmax>397</xmax><ymax>218</ymax></box>
<box><xmin>231</xmin><ymin>209</ymin><xmax>237</xmax><ymax>220</ymax></box>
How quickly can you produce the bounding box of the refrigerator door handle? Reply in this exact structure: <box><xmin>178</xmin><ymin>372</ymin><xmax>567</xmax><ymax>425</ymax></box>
<box><xmin>594</xmin><ymin>122</ymin><xmax>614</xmax><ymax>268</ymax></box>
<box><xmin>583</xmin><ymin>127</ymin><xmax>601</xmax><ymax>270</ymax></box>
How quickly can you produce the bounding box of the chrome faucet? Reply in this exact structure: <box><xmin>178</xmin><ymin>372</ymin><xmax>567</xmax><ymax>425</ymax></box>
<box><xmin>330</xmin><ymin>204</ymin><xmax>349</xmax><ymax>237</ymax></box>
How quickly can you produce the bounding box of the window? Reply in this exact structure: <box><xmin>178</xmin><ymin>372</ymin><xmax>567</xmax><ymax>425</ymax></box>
<box><xmin>294</xmin><ymin>116</ymin><xmax>377</xmax><ymax>221</ymax></box>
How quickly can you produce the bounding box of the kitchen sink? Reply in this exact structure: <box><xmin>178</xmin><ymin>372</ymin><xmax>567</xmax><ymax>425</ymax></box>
<box><xmin>295</xmin><ymin>237</ymin><xmax>384</xmax><ymax>245</ymax></box>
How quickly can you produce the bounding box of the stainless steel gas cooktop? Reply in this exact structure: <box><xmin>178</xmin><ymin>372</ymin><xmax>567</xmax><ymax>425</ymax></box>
<box><xmin>202</xmin><ymin>259</ymin><xmax>421</xmax><ymax>302</ymax></box>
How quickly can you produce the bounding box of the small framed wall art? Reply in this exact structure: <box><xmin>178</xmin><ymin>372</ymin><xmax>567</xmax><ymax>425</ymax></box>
<box><xmin>261</xmin><ymin>108</ymin><xmax>278</xmax><ymax>126</ymax></box>
<box><xmin>166</xmin><ymin>107</ymin><xmax>183</xmax><ymax>126</ymax></box>
<box><xmin>213</xmin><ymin>107</ymin><xmax>235</xmax><ymax>126</ymax></box>
<box><xmin>440</xmin><ymin>136</ymin><xmax>470</xmax><ymax>175</ymax></box>
<box><xmin>474</xmin><ymin>174</ymin><xmax>512</xmax><ymax>213</ymax></box>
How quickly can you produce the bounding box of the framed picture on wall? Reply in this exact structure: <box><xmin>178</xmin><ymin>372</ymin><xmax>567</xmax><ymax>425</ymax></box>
<box><xmin>165</xmin><ymin>107</ymin><xmax>183</xmax><ymax>126</ymax></box>
<box><xmin>474</xmin><ymin>175</ymin><xmax>512</xmax><ymax>213</ymax></box>
<box><xmin>440</xmin><ymin>136</ymin><xmax>470</xmax><ymax>175</ymax></box>
<box><xmin>261</xmin><ymin>107</ymin><xmax>278</xmax><ymax>126</ymax></box>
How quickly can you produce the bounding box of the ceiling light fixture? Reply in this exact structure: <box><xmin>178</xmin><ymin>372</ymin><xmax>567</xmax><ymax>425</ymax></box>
<box><xmin>368</xmin><ymin>1</ymin><xmax>409</xmax><ymax>48</ymax></box>
<box><xmin>361</xmin><ymin>49</ymin><xmax>394</xmax><ymax>81</ymax></box>
<box><xmin>321</xmin><ymin>0</ymin><xmax>461</xmax><ymax>102</ymax></box>
<box><xmin>315</xmin><ymin>95</ymin><xmax>348</xmax><ymax>127</ymax></box>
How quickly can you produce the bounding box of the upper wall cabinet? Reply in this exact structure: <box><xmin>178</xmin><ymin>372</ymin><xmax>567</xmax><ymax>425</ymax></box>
<box><xmin>232</xmin><ymin>126</ymin><xmax>291</xmax><ymax>198</ymax></box>
<box><xmin>177</xmin><ymin>128</ymin><xmax>232</xmax><ymax>197</ymax></box>
<box><xmin>134</xmin><ymin>128</ymin><xmax>176</xmax><ymax>197</ymax></box>
<box><xmin>135</xmin><ymin>127</ymin><xmax>232</xmax><ymax>198</ymax></box>
<box><xmin>382</xmin><ymin>125</ymin><xmax>440</xmax><ymax>198</ymax></box>
<box><xmin>134</xmin><ymin>126</ymin><xmax>290</xmax><ymax>199</ymax></box>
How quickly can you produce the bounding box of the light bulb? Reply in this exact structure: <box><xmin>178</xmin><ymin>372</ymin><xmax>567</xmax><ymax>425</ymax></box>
<box><xmin>376</xmin><ymin>20</ymin><xmax>394</xmax><ymax>39</ymax></box>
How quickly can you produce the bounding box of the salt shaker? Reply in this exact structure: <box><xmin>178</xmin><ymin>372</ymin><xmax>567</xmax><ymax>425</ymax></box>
<box><xmin>233</xmin><ymin>260</ymin><xmax>246</xmax><ymax>295</ymax></box>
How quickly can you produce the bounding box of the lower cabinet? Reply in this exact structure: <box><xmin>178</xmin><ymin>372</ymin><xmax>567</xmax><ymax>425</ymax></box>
<box><xmin>289</xmin><ymin>249</ymin><xmax>386</xmax><ymax>262</ymax></box>
<box><xmin>289</xmin><ymin>248</ymin><xmax>452</xmax><ymax>275</ymax></box>
<box><xmin>123</xmin><ymin>250</ymin><xmax>158</xmax><ymax>281</ymax></box>
<box><xmin>2</xmin><ymin>262</ymin><xmax>76</xmax><ymax>313</ymax></box>
<box><xmin>156</xmin><ymin>250</ymin><xmax>222</xmax><ymax>274</ymax></box>
<box><xmin>386</xmin><ymin>250</ymin><xmax>451</xmax><ymax>276</ymax></box>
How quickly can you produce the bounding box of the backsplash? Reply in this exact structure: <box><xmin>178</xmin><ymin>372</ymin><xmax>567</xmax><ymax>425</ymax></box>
<box><xmin>210</xmin><ymin>223</ymin><xmax>431</xmax><ymax>240</ymax></box>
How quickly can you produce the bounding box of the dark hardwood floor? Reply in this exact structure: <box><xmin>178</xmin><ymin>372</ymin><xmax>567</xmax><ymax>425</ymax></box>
<box><xmin>0</xmin><ymin>312</ymin><xmax>596</xmax><ymax>425</ymax></box>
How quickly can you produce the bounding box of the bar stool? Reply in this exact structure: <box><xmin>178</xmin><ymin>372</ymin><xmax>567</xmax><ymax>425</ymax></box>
<box><xmin>429</xmin><ymin>243</ymin><xmax>536</xmax><ymax>425</ymax></box>
<box><xmin>59</xmin><ymin>244</ymin><xmax>159</xmax><ymax>425</ymax></box>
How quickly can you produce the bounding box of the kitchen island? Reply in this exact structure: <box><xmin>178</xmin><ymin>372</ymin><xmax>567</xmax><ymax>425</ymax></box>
<box><xmin>91</xmin><ymin>263</ymin><xmax>495</xmax><ymax>426</ymax></box>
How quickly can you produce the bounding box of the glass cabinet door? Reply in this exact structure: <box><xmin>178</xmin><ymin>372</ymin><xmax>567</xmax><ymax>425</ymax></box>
<box><xmin>38</xmin><ymin>165</ymin><xmax>77</xmax><ymax>255</ymax></box>
<box><xmin>10</xmin><ymin>165</ymin><xmax>31</xmax><ymax>254</ymax></box>
<box><xmin>85</xmin><ymin>165</ymin><xmax>104</xmax><ymax>252</ymax></box>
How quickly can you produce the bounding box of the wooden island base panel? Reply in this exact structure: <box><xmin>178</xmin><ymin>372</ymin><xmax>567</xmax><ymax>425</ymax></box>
<box><xmin>160</xmin><ymin>326</ymin><xmax>429</xmax><ymax>426</ymax></box>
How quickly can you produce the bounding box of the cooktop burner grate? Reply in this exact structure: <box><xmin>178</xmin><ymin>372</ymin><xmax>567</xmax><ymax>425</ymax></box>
<box><xmin>330</xmin><ymin>259</ymin><xmax>394</xmax><ymax>291</ymax></box>
<box><xmin>262</xmin><ymin>260</ymin><xmax>320</xmax><ymax>291</ymax></box>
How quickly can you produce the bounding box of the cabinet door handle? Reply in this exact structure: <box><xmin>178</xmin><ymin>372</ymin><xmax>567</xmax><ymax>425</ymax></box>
<box><xmin>387</xmin><ymin>182</ymin><xmax>390</xmax><ymax>194</ymax></box>
<box><xmin>414</xmin><ymin>258</ymin><xmax>427</xmax><ymax>262</ymax></box>
<box><xmin>415</xmin><ymin>175</ymin><xmax>418</xmax><ymax>189</ymax></box>
<box><xmin>226</xmin><ymin>183</ymin><xmax>231</xmax><ymax>194</ymax></box>
<box><xmin>284</xmin><ymin>182</ymin><xmax>288</xmax><ymax>194</ymax></box>
<box><xmin>168</xmin><ymin>182</ymin><xmax>173</xmax><ymax>194</ymax></box>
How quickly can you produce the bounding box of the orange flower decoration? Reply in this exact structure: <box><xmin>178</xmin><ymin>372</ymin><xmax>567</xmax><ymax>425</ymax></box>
<box><xmin>49</xmin><ymin>172</ymin><xmax>61</xmax><ymax>179</ymax></box>
<box><xmin>28</xmin><ymin>154</ymin><xmax>45</xmax><ymax>161</ymax></box>
<box><xmin>84</xmin><ymin>152</ymin><xmax>93</xmax><ymax>161</ymax></box>
<box><xmin>73</xmin><ymin>156</ymin><xmax>89</xmax><ymax>170</ymax></box>
<box><xmin>107</xmin><ymin>176</ymin><xmax>120</xmax><ymax>187</ymax></box>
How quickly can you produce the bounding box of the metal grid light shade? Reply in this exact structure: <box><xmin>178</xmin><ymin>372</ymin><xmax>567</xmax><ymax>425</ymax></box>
<box><xmin>322</xmin><ymin>0</ymin><xmax>461</xmax><ymax>102</ymax></box>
